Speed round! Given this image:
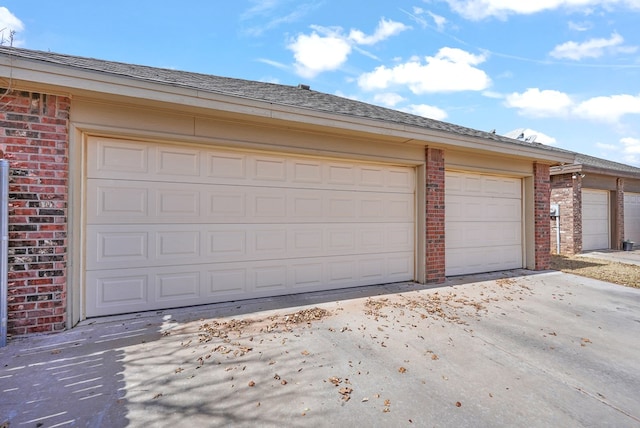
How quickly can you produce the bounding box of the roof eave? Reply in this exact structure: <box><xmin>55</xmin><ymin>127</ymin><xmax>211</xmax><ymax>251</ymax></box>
<box><xmin>0</xmin><ymin>54</ymin><xmax>574</xmax><ymax>164</ymax></box>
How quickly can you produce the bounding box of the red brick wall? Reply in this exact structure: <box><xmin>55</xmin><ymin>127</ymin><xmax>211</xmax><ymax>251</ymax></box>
<box><xmin>425</xmin><ymin>147</ymin><xmax>445</xmax><ymax>283</ymax></box>
<box><xmin>550</xmin><ymin>173</ymin><xmax>582</xmax><ymax>254</ymax></box>
<box><xmin>1</xmin><ymin>90</ymin><xmax>69</xmax><ymax>336</ymax></box>
<box><xmin>533</xmin><ymin>163</ymin><xmax>551</xmax><ymax>270</ymax></box>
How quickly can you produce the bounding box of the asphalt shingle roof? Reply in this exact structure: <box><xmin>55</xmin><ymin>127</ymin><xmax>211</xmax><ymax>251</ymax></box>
<box><xmin>0</xmin><ymin>46</ymin><xmax>573</xmax><ymax>157</ymax></box>
<box><xmin>1</xmin><ymin>46</ymin><xmax>638</xmax><ymax>177</ymax></box>
<box><xmin>575</xmin><ymin>153</ymin><xmax>640</xmax><ymax>175</ymax></box>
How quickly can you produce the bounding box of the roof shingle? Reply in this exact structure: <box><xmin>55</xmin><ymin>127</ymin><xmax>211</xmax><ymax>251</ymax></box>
<box><xmin>0</xmin><ymin>46</ymin><xmax>574</xmax><ymax>156</ymax></box>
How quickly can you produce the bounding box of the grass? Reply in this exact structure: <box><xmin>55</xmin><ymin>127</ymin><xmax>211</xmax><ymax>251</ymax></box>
<box><xmin>550</xmin><ymin>254</ymin><xmax>640</xmax><ymax>288</ymax></box>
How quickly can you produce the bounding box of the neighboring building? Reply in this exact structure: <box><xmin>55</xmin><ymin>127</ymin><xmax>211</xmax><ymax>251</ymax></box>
<box><xmin>0</xmin><ymin>47</ymin><xmax>573</xmax><ymax>336</ymax></box>
<box><xmin>550</xmin><ymin>153</ymin><xmax>640</xmax><ymax>254</ymax></box>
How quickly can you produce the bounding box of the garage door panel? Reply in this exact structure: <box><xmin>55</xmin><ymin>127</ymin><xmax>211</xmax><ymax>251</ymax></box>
<box><xmin>157</xmin><ymin>146</ymin><xmax>201</xmax><ymax>177</ymax></box>
<box><xmin>446</xmin><ymin>195</ymin><xmax>520</xmax><ymax>221</ymax></box>
<box><xmin>445</xmin><ymin>172</ymin><xmax>522</xmax><ymax>276</ymax></box>
<box><xmin>253</xmin><ymin>156</ymin><xmax>287</xmax><ymax>182</ymax></box>
<box><xmin>94</xmin><ymin>138</ymin><xmax>150</xmax><ymax>175</ymax></box>
<box><xmin>582</xmin><ymin>189</ymin><xmax>609</xmax><ymax>251</ymax></box>
<box><xmin>446</xmin><ymin>244</ymin><xmax>522</xmax><ymax>276</ymax></box>
<box><xmin>89</xmin><ymin>139</ymin><xmax>416</xmax><ymax>192</ymax></box>
<box><xmin>86</xmin><ymin>251</ymin><xmax>415</xmax><ymax>316</ymax></box>
<box><xmin>625</xmin><ymin>192</ymin><xmax>640</xmax><ymax>244</ymax></box>
<box><xmin>446</xmin><ymin>221</ymin><xmax>520</xmax><ymax>248</ymax></box>
<box><xmin>156</xmin><ymin>272</ymin><xmax>200</xmax><ymax>301</ymax></box>
<box><xmin>87</xmin><ymin>223</ymin><xmax>414</xmax><ymax>271</ymax></box>
<box><xmin>156</xmin><ymin>230</ymin><xmax>200</xmax><ymax>259</ymax></box>
<box><xmin>88</xmin><ymin>180</ymin><xmax>414</xmax><ymax>224</ymax></box>
<box><xmin>446</xmin><ymin>172</ymin><xmax>520</xmax><ymax>197</ymax></box>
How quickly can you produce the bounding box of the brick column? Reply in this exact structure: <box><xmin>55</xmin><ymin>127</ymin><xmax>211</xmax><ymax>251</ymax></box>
<box><xmin>550</xmin><ymin>173</ymin><xmax>582</xmax><ymax>254</ymax></box>
<box><xmin>533</xmin><ymin>163</ymin><xmax>550</xmax><ymax>270</ymax></box>
<box><xmin>425</xmin><ymin>147</ymin><xmax>445</xmax><ymax>283</ymax></box>
<box><xmin>1</xmin><ymin>90</ymin><xmax>70</xmax><ymax>336</ymax></box>
<box><xmin>615</xmin><ymin>177</ymin><xmax>624</xmax><ymax>249</ymax></box>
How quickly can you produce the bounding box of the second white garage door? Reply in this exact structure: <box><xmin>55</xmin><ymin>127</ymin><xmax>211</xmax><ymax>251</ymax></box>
<box><xmin>624</xmin><ymin>192</ymin><xmax>640</xmax><ymax>244</ymax></box>
<box><xmin>445</xmin><ymin>171</ymin><xmax>523</xmax><ymax>276</ymax></box>
<box><xmin>84</xmin><ymin>137</ymin><xmax>416</xmax><ymax>317</ymax></box>
<box><xmin>582</xmin><ymin>189</ymin><xmax>610</xmax><ymax>251</ymax></box>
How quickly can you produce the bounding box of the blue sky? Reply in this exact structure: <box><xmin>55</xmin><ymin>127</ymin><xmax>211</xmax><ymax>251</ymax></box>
<box><xmin>2</xmin><ymin>1</ymin><xmax>640</xmax><ymax>165</ymax></box>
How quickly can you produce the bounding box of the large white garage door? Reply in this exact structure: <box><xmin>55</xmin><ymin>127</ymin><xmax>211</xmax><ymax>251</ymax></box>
<box><xmin>84</xmin><ymin>137</ymin><xmax>416</xmax><ymax>317</ymax></box>
<box><xmin>582</xmin><ymin>189</ymin><xmax>609</xmax><ymax>251</ymax></box>
<box><xmin>445</xmin><ymin>171</ymin><xmax>522</xmax><ymax>276</ymax></box>
<box><xmin>624</xmin><ymin>192</ymin><xmax>640</xmax><ymax>244</ymax></box>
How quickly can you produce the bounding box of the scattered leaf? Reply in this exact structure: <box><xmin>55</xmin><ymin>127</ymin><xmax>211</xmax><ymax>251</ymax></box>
<box><xmin>153</xmin><ymin>393</ymin><xmax>163</xmax><ymax>399</ymax></box>
<box><xmin>248</xmin><ymin>381</ymin><xmax>256</xmax><ymax>387</ymax></box>
<box><xmin>398</xmin><ymin>366</ymin><xmax>407</xmax><ymax>373</ymax></box>
<box><xmin>455</xmin><ymin>401</ymin><xmax>462</xmax><ymax>407</ymax></box>
<box><xmin>329</xmin><ymin>376</ymin><xmax>341</xmax><ymax>386</ymax></box>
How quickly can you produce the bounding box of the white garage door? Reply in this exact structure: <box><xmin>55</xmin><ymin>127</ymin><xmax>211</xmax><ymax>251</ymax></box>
<box><xmin>624</xmin><ymin>192</ymin><xmax>640</xmax><ymax>244</ymax></box>
<box><xmin>582</xmin><ymin>189</ymin><xmax>610</xmax><ymax>251</ymax></box>
<box><xmin>445</xmin><ymin>172</ymin><xmax>523</xmax><ymax>276</ymax></box>
<box><xmin>84</xmin><ymin>137</ymin><xmax>416</xmax><ymax>317</ymax></box>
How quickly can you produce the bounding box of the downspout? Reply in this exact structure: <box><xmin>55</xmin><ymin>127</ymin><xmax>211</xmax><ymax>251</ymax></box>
<box><xmin>556</xmin><ymin>214</ymin><xmax>560</xmax><ymax>254</ymax></box>
<box><xmin>1</xmin><ymin>158</ymin><xmax>8</xmax><ymax>347</ymax></box>
<box><xmin>550</xmin><ymin>204</ymin><xmax>560</xmax><ymax>255</ymax></box>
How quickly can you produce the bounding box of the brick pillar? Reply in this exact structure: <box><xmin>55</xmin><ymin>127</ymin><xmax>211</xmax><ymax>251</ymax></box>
<box><xmin>615</xmin><ymin>178</ymin><xmax>624</xmax><ymax>250</ymax></box>
<box><xmin>533</xmin><ymin>163</ymin><xmax>550</xmax><ymax>270</ymax></box>
<box><xmin>0</xmin><ymin>90</ymin><xmax>70</xmax><ymax>336</ymax></box>
<box><xmin>425</xmin><ymin>147</ymin><xmax>445</xmax><ymax>283</ymax></box>
<box><xmin>550</xmin><ymin>173</ymin><xmax>582</xmax><ymax>254</ymax></box>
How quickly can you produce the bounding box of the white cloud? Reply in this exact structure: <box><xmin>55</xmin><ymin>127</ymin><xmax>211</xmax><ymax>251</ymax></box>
<box><xmin>443</xmin><ymin>0</ymin><xmax>640</xmax><ymax>20</ymax></box>
<box><xmin>428</xmin><ymin>11</ymin><xmax>448</xmax><ymax>31</ymax></box>
<box><xmin>357</xmin><ymin>47</ymin><xmax>491</xmax><ymax>94</ymax></box>
<box><xmin>597</xmin><ymin>137</ymin><xmax>640</xmax><ymax>166</ymax></box>
<box><xmin>505</xmin><ymin>88</ymin><xmax>573</xmax><ymax>117</ymax></box>
<box><xmin>596</xmin><ymin>142</ymin><xmax>618</xmax><ymax>151</ymax></box>
<box><xmin>568</xmin><ymin>20</ymin><xmax>592</xmax><ymax>31</ymax></box>
<box><xmin>506</xmin><ymin>88</ymin><xmax>640</xmax><ymax>123</ymax></box>
<box><xmin>0</xmin><ymin>7</ymin><xmax>24</xmax><ymax>45</ymax></box>
<box><xmin>256</xmin><ymin>58</ymin><xmax>288</xmax><ymax>70</ymax></box>
<box><xmin>482</xmin><ymin>90</ymin><xmax>504</xmax><ymax>99</ymax></box>
<box><xmin>288</xmin><ymin>18</ymin><xmax>408</xmax><ymax>78</ymax></box>
<box><xmin>405</xmin><ymin>7</ymin><xmax>448</xmax><ymax>31</ymax></box>
<box><xmin>621</xmin><ymin>137</ymin><xmax>640</xmax><ymax>166</ymax></box>
<box><xmin>241</xmin><ymin>2</ymin><xmax>321</xmax><ymax>36</ymax></box>
<box><xmin>574</xmin><ymin>94</ymin><xmax>640</xmax><ymax>122</ymax></box>
<box><xmin>373</xmin><ymin>92</ymin><xmax>406</xmax><ymax>107</ymax></box>
<box><xmin>348</xmin><ymin>18</ymin><xmax>409</xmax><ymax>45</ymax></box>
<box><xmin>288</xmin><ymin>29</ymin><xmax>352</xmax><ymax>78</ymax></box>
<box><xmin>404</xmin><ymin>104</ymin><xmax>448</xmax><ymax>120</ymax></box>
<box><xmin>621</xmin><ymin>137</ymin><xmax>640</xmax><ymax>154</ymax></box>
<box><xmin>550</xmin><ymin>33</ymin><xmax>637</xmax><ymax>60</ymax></box>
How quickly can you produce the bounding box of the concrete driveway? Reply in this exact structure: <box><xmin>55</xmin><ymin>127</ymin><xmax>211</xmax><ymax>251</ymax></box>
<box><xmin>2</xmin><ymin>270</ymin><xmax>640</xmax><ymax>427</ymax></box>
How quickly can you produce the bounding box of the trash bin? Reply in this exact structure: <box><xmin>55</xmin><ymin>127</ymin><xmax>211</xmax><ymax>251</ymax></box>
<box><xmin>623</xmin><ymin>241</ymin><xmax>634</xmax><ymax>251</ymax></box>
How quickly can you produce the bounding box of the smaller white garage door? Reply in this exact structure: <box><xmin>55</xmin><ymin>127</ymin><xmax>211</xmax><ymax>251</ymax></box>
<box><xmin>445</xmin><ymin>172</ymin><xmax>523</xmax><ymax>276</ymax></box>
<box><xmin>582</xmin><ymin>189</ymin><xmax>610</xmax><ymax>251</ymax></box>
<box><xmin>624</xmin><ymin>192</ymin><xmax>640</xmax><ymax>244</ymax></box>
